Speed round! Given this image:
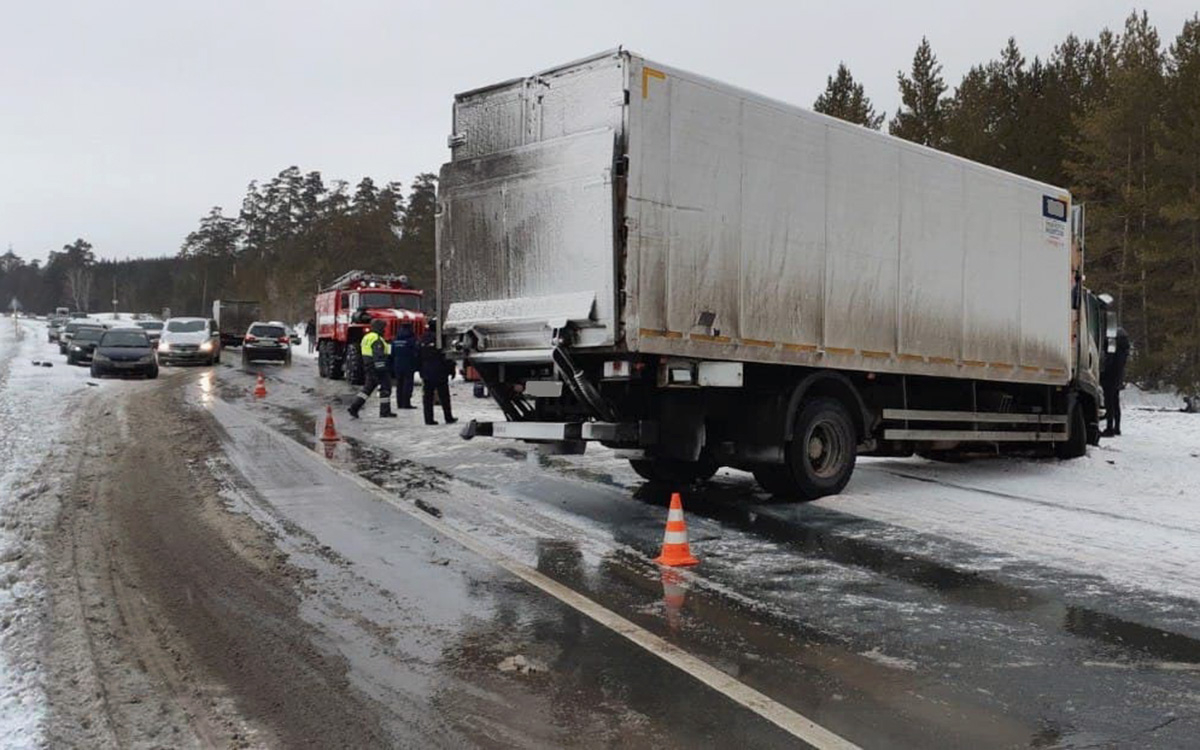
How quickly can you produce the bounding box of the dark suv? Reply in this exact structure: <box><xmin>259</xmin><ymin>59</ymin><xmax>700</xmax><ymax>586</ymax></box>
<box><xmin>242</xmin><ymin>322</ymin><xmax>293</xmax><ymax>366</ymax></box>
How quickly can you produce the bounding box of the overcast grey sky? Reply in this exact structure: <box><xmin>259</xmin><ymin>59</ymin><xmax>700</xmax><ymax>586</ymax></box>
<box><xmin>2</xmin><ymin>0</ymin><xmax>1194</xmax><ymax>264</ymax></box>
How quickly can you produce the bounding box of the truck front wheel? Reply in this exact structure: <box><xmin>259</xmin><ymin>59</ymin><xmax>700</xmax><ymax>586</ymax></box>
<box><xmin>1055</xmin><ymin>403</ymin><xmax>1088</xmax><ymax>459</ymax></box>
<box><xmin>762</xmin><ymin>397</ymin><xmax>857</xmax><ymax>501</ymax></box>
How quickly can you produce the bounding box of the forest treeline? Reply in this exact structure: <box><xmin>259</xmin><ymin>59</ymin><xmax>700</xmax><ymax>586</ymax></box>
<box><xmin>1</xmin><ymin>167</ymin><xmax>436</xmax><ymax>324</ymax></box>
<box><xmin>2</xmin><ymin>10</ymin><xmax>1197</xmax><ymax>391</ymax></box>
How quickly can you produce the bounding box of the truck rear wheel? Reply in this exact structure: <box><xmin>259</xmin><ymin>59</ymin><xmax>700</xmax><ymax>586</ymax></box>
<box><xmin>767</xmin><ymin>397</ymin><xmax>857</xmax><ymax>501</ymax></box>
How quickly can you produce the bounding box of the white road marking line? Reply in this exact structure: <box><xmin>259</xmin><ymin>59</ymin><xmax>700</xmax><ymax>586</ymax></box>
<box><xmin>296</xmin><ymin>433</ymin><xmax>860</xmax><ymax>749</ymax></box>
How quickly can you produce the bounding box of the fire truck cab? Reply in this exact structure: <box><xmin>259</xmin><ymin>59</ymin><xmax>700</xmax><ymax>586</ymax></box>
<box><xmin>315</xmin><ymin>270</ymin><xmax>426</xmax><ymax>385</ymax></box>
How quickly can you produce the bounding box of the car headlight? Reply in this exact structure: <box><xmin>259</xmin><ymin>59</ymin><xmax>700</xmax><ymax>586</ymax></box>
<box><xmin>94</xmin><ymin>353</ymin><xmax>110</xmax><ymax>362</ymax></box>
<box><xmin>139</xmin><ymin>354</ymin><xmax>155</xmax><ymax>363</ymax></box>
<box><xmin>158</xmin><ymin>342</ymin><xmax>170</xmax><ymax>352</ymax></box>
<box><xmin>200</xmin><ymin>341</ymin><xmax>213</xmax><ymax>352</ymax></box>
<box><xmin>71</xmin><ymin>345</ymin><xmax>82</xmax><ymax>351</ymax></box>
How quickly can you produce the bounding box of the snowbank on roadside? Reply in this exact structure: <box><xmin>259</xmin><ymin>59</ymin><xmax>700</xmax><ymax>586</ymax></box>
<box><xmin>1123</xmin><ymin>385</ymin><xmax>1187</xmax><ymax>410</ymax></box>
<box><xmin>0</xmin><ymin>319</ymin><xmax>96</xmax><ymax>747</ymax></box>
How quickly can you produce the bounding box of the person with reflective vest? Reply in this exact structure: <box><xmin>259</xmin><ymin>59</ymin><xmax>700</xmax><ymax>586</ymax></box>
<box><xmin>348</xmin><ymin>319</ymin><xmax>396</xmax><ymax>419</ymax></box>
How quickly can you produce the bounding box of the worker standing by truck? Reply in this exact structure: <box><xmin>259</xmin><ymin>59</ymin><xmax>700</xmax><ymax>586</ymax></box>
<box><xmin>1101</xmin><ymin>327</ymin><xmax>1131</xmax><ymax>437</ymax></box>
<box><xmin>419</xmin><ymin>324</ymin><xmax>456</xmax><ymax>426</ymax></box>
<box><xmin>348</xmin><ymin>319</ymin><xmax>396</xmax><ymax>419</ymax></box>
<box><xmin>391</xmin><ymin>321</ymin><xmax>419</xmax><ymax>410</ymax></box>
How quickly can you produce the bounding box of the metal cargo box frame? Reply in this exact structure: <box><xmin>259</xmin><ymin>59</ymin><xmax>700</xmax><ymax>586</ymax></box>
<box><xmin>438</xmin><ymin>50</ymin><xmax>1075</xmax><ymax>386</ymax></box>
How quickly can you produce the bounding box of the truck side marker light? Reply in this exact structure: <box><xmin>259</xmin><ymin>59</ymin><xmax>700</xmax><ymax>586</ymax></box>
<box><xmin>654</xmin><ymin>493</ymin><xmax>699</xmax><ymax>567</ymax></box>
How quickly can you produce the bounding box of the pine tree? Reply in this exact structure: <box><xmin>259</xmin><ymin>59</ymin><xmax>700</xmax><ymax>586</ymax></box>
<box><xmin>1069</xmin><ymin>12</ymin><xmax>1167</xmax><ymax>379</ymax></box>
<box><xmin>1155</xmin><ymin>15</ymin><xmax>1200</xmax><ymax>392</ymax></box>
<box><xmin>889</xmin><ymin>37</ymin><xmax>948</xmax><ymax>147</ymax></box>
<box><xmin>813</xmin><ymin>63</ymin><xmax>884</xmax><ymax>129</ymax></box>
<box><xmin>398</xmin><ymin>173</ymin><xmax>438</xmax><ymax>296</ymax></box>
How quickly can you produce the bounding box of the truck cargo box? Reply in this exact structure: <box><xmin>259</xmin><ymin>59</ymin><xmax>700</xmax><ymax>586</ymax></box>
<box><xmin>438</xmin><ymin>50</ymin><xmax>1075</xmax><ymax>386</ymax></box>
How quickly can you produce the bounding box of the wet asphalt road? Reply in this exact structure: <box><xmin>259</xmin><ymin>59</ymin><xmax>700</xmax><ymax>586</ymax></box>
<box><xmin>192</xmin><ymin>355</ymin><xmax>1199</xmax><ymax>748</ymax></box>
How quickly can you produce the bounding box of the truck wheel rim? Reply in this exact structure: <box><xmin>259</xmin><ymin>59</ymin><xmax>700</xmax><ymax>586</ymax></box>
<box><xmin>807</xmin><ymin>421</ymin><xmax>845</xmax><ymax>478</ymax></box>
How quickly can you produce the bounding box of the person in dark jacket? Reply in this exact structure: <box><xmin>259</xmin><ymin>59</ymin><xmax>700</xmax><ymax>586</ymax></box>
<box><xmin>391</xmin><ymin>322</ymin><xmax>419</xmax><ymax>410</ymax></box>
<box><xmin>1101</xmin><ymin>327</ymin><xmax>1131</xmax><ymax>437</ymax></box>
<box><xmin>419</xmin><ymin>326</ymin><xmax>456</xmax><ymax>425</ymax></box>
<box><xmin>305</xmin><ymin>318</ymin><xmax>316</xmax><ymax>353</ymax></box>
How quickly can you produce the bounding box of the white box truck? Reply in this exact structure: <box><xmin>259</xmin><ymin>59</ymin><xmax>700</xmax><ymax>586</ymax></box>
<box><xmin>437</xmin><ymin>50</ymin><xmax>1115</xmax><ymax>499</ymax></box>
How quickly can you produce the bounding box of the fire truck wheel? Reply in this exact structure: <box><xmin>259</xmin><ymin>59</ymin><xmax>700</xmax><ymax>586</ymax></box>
<box><xmin>317</xmin><ymin>344</ymin><xmax>329</xmax><ymax>377</ymax></box>
<box><xmin>346</xmin><ymin>346</ymin><xmax>364</xmax><ymax>386</ymax></box>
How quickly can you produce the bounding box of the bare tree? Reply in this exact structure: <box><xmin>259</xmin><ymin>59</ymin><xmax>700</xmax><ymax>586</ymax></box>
<box><xmin>65</xmin><ymin>266</ymin><xmax>92</xmax><ymax>312</ymax></box>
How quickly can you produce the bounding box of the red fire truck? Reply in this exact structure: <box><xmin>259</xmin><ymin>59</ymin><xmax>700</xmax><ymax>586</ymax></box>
<box><xmin>315</xmin><ymin>270</ymin><xmax>427</xmax><ymax>385</ymax></box>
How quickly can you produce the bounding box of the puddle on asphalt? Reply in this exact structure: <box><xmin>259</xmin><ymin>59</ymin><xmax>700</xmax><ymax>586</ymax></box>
<box><xmin>208</xmin><ymin>368</ymin><xmax>1200</xmax><ymax>670</ymax></box>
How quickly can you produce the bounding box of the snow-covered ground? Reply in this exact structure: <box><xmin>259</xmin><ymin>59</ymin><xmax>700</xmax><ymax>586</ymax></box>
<box><xmin>834</xmin><ymin>407</ymin><xmax>1200</xmax><ymax>602</ymax></box>
<box><xmin>0</xmin><ymin>317</ymin><xmax>98</xmax><ymax>747</ymax></box>
<box><xmin>379</xmin><ymin>376</ymin><xmax>1200</xmax><ymax>607</ymax></box>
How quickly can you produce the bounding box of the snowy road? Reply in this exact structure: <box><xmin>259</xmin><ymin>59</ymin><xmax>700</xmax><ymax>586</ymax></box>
<box><xmin>4</xmin><ymin>316</ymin><xmax>1200</xmax><ymax>748</ymax></box>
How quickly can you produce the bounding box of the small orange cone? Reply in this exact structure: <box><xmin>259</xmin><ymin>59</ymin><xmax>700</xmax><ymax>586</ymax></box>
<box><xmin>661</xmin><ymin>568</ymin><xmax>688</xmax><ymax>631</ymax></box>
<box><xmin>653</xmin><ymin>493</ymin><xmax>699</xmax><ymax>567</ymax></box>
<box><xmin>319</xmin><ymin>405</ymin><xmax>340</xmax><ymax>442</ymax></box>
<box><xmin>253</xmin><ymin>372</ymin><xmax>267</xmax><ymax>398</ymax></box>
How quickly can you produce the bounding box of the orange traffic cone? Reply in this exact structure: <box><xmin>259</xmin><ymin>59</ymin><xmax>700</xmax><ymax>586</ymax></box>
<box><xmin>253</xmin><ymin>372</ymin><xmax>267</xmax><ymax>398</ymax></box>
<box><xmin>319</xmin><ymin>405</ymin><xmax>340</xmax><ymax>442</ymax></box>
<box><xmin>661</xmin><ymin>568</ymin><xmax>687</xmax><ymax>631</ymax></box>
<box><xmin>653</xmin><ymin>493</ymin><xmax>699</xmax><ymax>567</ymax></box>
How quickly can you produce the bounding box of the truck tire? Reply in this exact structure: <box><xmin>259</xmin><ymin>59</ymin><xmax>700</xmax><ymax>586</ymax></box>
<box><xmin>317</xmin><ymin>344</ymin><xmax>329</xmax><ymax>377</ymax></box>
<box><xmin>1055</xmin><ymin>403</ymin><xmax>1087</xmax><ymax>459</ymax></box>
<box><xmin>629</xmin><ymin>454</ymin><xmax>718</xmax><ymax>485</ymax></box>
<box><xmin>329</xmin><ymin>344</ymin><xmax>345</xmax><ymax>380</ymax></box>
<box><xmin>781</xmin><ymin>397</ymin><xmax>857</xmax><ymax>500</ymax></box>
<box><xmin>345</xmin><ymin>346</ymin><xmax>364</xmax><ymax>386</ymax></box>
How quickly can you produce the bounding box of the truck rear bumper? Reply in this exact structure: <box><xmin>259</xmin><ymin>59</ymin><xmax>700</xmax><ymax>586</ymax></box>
<box><xmin>461</xmin><ymin>419</ymin><xmax>658</xmax><ymax>446</ymax></box>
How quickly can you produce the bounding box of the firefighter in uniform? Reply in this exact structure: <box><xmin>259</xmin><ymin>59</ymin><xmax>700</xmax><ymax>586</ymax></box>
<box><xmin>348</xmin><ymin>319</ymin><xmax>397</xmax><ymax>419</ymax></box>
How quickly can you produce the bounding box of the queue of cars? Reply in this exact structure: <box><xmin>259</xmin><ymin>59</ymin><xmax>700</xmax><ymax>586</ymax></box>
<box><xmin>46</xmin><ymin>314</ymin><xmax>298</xmax><ymax>378</ymax></box>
